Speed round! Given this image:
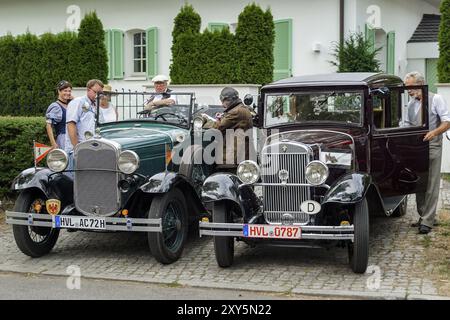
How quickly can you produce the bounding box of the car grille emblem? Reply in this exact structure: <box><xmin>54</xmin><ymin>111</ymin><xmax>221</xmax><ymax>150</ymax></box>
<box><xmin>281</xmin><ymin>213</ymin><xmax>294</xmax><ymax>226</ymax></box>
<box><xmin>279</xmin><ymin>169</ymin><xmax>289</xmax><ymax>184</ymax></box>
<box><xmin>92</xmin><ymin>206</ymin><xmax>100</xmax><ymax>215</ymax></box>
<box><xmin>281</xmin><ymin>145</ymin><xmax>288</xmax><ymax>153</ymax></box>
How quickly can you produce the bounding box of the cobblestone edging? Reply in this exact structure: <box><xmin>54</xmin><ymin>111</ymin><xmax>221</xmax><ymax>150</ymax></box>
<box><xmin>0</xmin><ymin>186</ymin><xmax>449</xmax><ymax>300</ymax></box>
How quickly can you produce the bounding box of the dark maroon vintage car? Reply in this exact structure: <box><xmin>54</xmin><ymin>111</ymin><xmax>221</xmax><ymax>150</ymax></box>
<box><xmin>199</xmin><ymin>73</ymin><xmax>430</xmax><ymax>273</ymax></box>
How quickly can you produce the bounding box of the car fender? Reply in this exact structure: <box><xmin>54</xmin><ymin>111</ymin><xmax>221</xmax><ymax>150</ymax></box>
<box><xmin>322</xmin><ymin>173</ymin><xmax>372</xmax><ymax>205</ymax></box>
<box><xmin>140</xmin><ymin>171</ymin><xmax>200</xmax><ymax>194</ymax></box>
<box><xmin>202</xmin><ymin>173</ymin><xmax>260</xmax><ymax>218</ymax></box>
<box><xmin>11</xmin><ymin>167</ymin><xmax>74</xmax><ymax>204</ymax></box>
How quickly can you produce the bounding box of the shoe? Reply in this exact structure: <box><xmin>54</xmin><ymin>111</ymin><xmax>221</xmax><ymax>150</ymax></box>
<box><xmin>418</xmin><ymin>225</ymin><xmax>432</xmax><ymax>234</ymax></box>
<box><xmin>411</xmin><ymin>220</ymin><xmax>421</xmax><ymax>228</ymax></box>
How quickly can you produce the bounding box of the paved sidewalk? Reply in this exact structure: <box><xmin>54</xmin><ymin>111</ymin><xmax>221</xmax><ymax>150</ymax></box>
<box><xmin>0</xmin><ymin>183</ymin><xmax>449</xmax><ymax>300</ymax></box>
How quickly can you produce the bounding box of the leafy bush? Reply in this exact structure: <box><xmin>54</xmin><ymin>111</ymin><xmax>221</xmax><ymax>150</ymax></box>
<box><xmin>0</xmin><ymin>117</ymin><xmax>49</xmax><ymax>198</ymax></box>
<box><xmin>438</xmin><ymin>0</ymin><xmax>450</xmax><ymax>83</ymax></box>
<box><xmin>330</xmin><ymin>32</ymin><xmax>381</xmax><ymax>72</ymax></box>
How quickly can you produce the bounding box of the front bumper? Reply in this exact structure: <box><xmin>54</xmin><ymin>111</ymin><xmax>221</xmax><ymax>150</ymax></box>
<box><xmin>199</xmin><ymin>222</ymin><xmax>354</xmax><ymax>241</ymax></box>
<box><xmin>6</xmin><ymin>211</ymin><xmax>162</xmax><ymax>232</ymax></box>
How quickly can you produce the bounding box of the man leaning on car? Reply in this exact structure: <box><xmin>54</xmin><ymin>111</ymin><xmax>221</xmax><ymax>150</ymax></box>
<box><xmin>404</xmin><ymin>71</ymin><xmax>450</xmax><ymax>234</ymax></box>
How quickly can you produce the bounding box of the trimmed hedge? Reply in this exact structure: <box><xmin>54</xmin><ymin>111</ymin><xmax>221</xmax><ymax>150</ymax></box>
<box><xmin>235</xmin><ymin>4</ymin><xmax>275</xmax><ymax>85</ymax></box>
<box><xmin>172</xmin><ymin>4</ymin><xmax>201</xmax><ymax>41</ymax></box>
<box><xmin>0</xmin><ymin>117</ymin><xmax>49</xmax><ymax>198</ymax></box>
<box><xmin>0</xmin><ymin>12</ymin><xmax>107</xmax><ymax>116</ymax></box>
<box><xmin>170</xmin><ymin>3</ymin><xmax>274</xmax><ymax>85</ymax></box>
<box><xmin>438</xmin><ymin>0</ymin><xmax>450</xmax><ymax>83</ymax></box>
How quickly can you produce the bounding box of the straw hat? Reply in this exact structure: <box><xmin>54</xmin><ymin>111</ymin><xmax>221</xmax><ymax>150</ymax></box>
<box><xmin>102</xmin><ymin>84</ymin><xmax>117</xmax><ymax>95</ymax></box>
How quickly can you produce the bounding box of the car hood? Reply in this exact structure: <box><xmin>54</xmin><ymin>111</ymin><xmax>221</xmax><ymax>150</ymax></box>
<box><xmin>99</xmin><ymin>122</ymin><xmax>188</xmax><ymax>149</ymax></box>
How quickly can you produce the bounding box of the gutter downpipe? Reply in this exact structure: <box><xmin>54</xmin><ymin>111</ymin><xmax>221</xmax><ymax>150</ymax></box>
<box><xmin>340</xmin><ymin>0</ymin><xmax>345</xmax><ymax>45</ymax></box>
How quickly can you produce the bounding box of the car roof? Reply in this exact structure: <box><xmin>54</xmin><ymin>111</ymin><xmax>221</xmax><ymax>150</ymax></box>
<box><xmin>263</xmin><ymin>72</ymin><xmax>404</xmax><ymax>89</ymax></box>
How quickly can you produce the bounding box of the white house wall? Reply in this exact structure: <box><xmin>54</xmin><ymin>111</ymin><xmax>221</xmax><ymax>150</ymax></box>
<box><xmin>353</xmin><ymin>0</ymin><xmax>439</xmax><ymax>78</ymax></box>
<box><xmin>0</xmin><ymin>0</ymin><xmax>441</xmax><ymax>85</ymax></box>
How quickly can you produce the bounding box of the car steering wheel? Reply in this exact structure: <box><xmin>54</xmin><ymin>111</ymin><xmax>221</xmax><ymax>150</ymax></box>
<box><xmin>154</xmin><ymin>112</ymin><xmax>187</xmax><ymax>124</ymax></box>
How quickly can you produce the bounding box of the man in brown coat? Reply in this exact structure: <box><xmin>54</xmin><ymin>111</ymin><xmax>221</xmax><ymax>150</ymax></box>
<box><xmin>209</xmin><ymin>87</ymin><xmax>254</xmax><ymax>170</ymax></box>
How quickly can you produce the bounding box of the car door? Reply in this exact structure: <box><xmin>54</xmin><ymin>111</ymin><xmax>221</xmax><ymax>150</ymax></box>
<box><xmin>369</xmin><ymin>85</ymin><xmax>429</xmax><ymax>197</ymax></box>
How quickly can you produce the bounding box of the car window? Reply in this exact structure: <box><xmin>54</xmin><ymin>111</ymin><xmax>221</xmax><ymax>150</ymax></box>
<box><xmin>373</xmin><ymin>90</ymin><xmax>402</xmax><ymax>129</ymax></box>
<box><xmin>265</xmin><ymin>91</ymin><xmax>363</xmax><ymax>127</ymax></box>
<box><xmin>373</xmin><ymin>87</ymin><xmax>425</xmax><ymax>130</ymax></box>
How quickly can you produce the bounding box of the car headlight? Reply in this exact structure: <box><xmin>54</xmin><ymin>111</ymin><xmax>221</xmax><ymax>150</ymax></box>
<box><xmin>118</xmin><ymin>150</ymin><xmax>140</xmax><ymax>174</ymax></box>
<box><xmin>305</xmin><ymin>161</ymin><xmax>329</xmax><ymax>185</ymax></box>
<box><xmin>193</xmin><ymin>116</ymin><xmax>204</xmax><ymax>131</ymax></box>
<box><xmin>237</xmin><ymin>160</ymin><xmax>260</xmax><ymax>185</ymax></box>
<box><xmin>84</xmin><ymin>131</ymin><xmax>93</xmax><ymax>140</ymax></box>
<box><xmin>47</xmin><ymin>149</ymin><xmax>68</xmax><ymax>172</ymax></box>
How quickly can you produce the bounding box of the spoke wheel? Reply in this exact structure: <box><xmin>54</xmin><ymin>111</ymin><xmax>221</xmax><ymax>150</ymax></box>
<box><xmin>12</xmin><ymin>191</ymin><xmax>60</xmax><ymax>257</ymax></box>
<box><xmin>148</xmin><ymin>188</ymin><xmax>188</xmax><ymax>264</ymax></box>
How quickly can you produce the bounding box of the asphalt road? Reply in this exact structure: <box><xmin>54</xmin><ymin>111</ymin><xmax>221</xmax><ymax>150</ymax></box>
<box><xmin>0</xmin><ymin>271</ymin><xmax>327</xmax><ymax>300</ymax></box>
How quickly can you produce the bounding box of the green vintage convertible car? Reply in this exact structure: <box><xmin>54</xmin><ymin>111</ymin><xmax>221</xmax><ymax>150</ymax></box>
<box><xmin>6</xmin><ymin>92</ymin><xmax>215</xmax><ymax>264</ymax></box>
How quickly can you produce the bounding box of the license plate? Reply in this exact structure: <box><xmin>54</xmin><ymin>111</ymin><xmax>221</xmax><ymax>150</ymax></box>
<box><xmin>52</xmin><ymin>216</ymin><xmax>106</xmax><ymax>230</ymax></box>
<box><xmin>243</xmin><ymin>224</ymin><xmax>301</xmax><ymax>239</ymax></box>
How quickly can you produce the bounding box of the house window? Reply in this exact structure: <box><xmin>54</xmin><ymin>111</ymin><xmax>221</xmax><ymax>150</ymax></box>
<box><xmin>133</xmin><ymin>32</ymin><xmax>146</xmax><ymax>73</ymax></box>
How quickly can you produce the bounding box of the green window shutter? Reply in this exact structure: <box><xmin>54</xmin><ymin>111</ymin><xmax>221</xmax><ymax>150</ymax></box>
<box><xmin>146</xmin><ymin>27</ymin><xmax>158</xmax><ymax>79</ymax></box>
<box><xmin>111</xmin><ymin>29</ymin><xmax>124</xmax><ymax>79</ymax></box>
<box><xmin>365</xmin><ymin>24</ymin><xmax>375</xmax><ymax>52</ymax></box>
<box><xmin>104</xmin><ymin>30</ymin><xmax>113</xmax><ymax>80</ymax></box>
<box><xmin>273</xmin><ymin>19</ymin><xmax>292</xmax><ymax>81</ymax></box>
<box><xmin>208</xmin><ymin>23</ymin><xmax>228</xmax><ymax>32</ymax></box>
<box><xmin>387</xmin><ymin>31</ymin><xmax>395</xmax><ymax>74</ymax></box>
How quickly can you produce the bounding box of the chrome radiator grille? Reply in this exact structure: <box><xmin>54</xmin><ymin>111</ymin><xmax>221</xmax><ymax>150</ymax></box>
<box><xmin>74</xmin><ymin>140</ymin><xmax>120</xmax><ymax>216</ymax></box>
<box><xmin>261</xmin><ymin>142</ymin><xmax>311</xmax><ymax>225</ymax></box>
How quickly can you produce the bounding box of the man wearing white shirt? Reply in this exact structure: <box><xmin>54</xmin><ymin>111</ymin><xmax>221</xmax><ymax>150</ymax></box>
<box><xmin>64</xmin><ymin>79</ymin><xmax>104</xmax><ymax>177</ymax></box>
<box><xmin>143</xmin><ymin>74</ymin><xmax>175</xmax><ymax>110</ymax></box>
<box><xmin>404</xmin><ymin>71</ymin><xmax>450</xmax><ymax>234</ymax></box>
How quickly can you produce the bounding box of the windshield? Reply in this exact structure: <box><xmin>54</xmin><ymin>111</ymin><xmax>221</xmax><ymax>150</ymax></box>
<box><xmin>98</xmin><ymin>92</ymin><xmax>194</xmax><ymax>128</ymax></box>
<box><xmin>264</xmin><ymin>90</ymin><xmax>363</xmax><ymax>127</ymax></box>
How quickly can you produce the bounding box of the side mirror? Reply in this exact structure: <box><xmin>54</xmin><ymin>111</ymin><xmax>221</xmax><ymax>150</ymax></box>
<box><xmin>243</xmin><ymin>94</ymin><xmax>254</xmax><ymax>107</ymax></box>
<box><xmin>370</xmin><ymin>87</ymin><xmax>390</xmax><ymax>98</ymax></box>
